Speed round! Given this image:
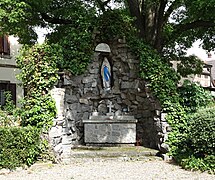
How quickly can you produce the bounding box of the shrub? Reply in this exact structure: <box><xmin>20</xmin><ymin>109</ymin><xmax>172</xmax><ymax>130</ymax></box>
<box><xmin>188</xmin><ymin>106</ymin><xmax>215</xmax><ymax>157</ymax></box>
<box><xmin>173</xmin><ymin>106</ymin><xmax>215</xmax><ymax>173</ymax></box>
<box><xmin>0</xmin><ymin>91</ymin><xmax>19</xmax><ymax>127</ymax></box>
<box><xmin>178</xmin><ymin>80</ymin><xmax>213</xmax><ymax>112</ymax></box>
<box><xmin>0</xmin><ymin>126</ymin><xmax>42</xmax><ymax>169</ymax></box>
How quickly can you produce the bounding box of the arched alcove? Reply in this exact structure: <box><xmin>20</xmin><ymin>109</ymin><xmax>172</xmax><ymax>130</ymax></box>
<box><xmin>95</xmin><ymin>43</ymin><xmax>111</xmax><ymax>53</ymax></box>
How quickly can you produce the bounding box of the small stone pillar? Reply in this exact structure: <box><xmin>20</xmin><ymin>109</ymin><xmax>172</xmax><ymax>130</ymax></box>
<box><xmin>49</xmin><ymin>88</ymin><xmax>67</xmax><ymax>162</ymax></box>
<box><xmin>51</xmin><ymin>88</ymin><xmax>65</xmax><ymax>119</ymax></box>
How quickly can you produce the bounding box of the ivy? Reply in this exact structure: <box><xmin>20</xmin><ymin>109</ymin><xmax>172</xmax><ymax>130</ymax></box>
<box><xmin>128</xmin><ymin>37</ymin><xmax>180</xmax><ymax>105</ymax></box>
<box><xmin>16</xmin><ymin>43</ymin><xmax>61</xmax><ymax>130</ymax></box>
<box><xmin>127</xmin><ymin>34</ymin><xmax>214</xmax><ymax>173</ymax></box>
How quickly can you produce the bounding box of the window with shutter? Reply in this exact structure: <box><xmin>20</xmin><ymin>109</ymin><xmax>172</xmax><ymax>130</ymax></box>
<box><xmin>0</xmin><ymin>35</ymin><xmax>10</xmax><ymax>56</ymax></box>
<box><xmin>0</xmin><ymin>82</ymin><xmax>16</xmax><ymax>106</ymax></box>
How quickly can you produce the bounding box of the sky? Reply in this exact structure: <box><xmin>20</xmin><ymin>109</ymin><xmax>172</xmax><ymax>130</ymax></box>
<box><xmin>186</xmin><ymin>40</ymin><xmax>214</xmax><ymax>60</ymax></box>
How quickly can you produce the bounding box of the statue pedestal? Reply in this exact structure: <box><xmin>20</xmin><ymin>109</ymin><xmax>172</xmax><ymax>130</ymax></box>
<box><xmin>83</xmin><ymin>115</ymin><xmax>137</xmax><ymax>146</ymax></box>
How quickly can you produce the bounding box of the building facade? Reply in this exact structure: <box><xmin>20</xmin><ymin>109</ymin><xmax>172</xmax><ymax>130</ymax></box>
<box><xmin>0</xmin><ymin>35</ymin><xmax>23</xmax><ymax>107</ymax></box>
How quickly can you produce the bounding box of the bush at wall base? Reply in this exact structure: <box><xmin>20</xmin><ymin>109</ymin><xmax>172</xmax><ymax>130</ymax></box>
<box><xmin>174</xmin><ymin>106</ymin><xmax>215</xmax><ymax>173</ymax></box>
<box><xmin>0</xmin><ymin>126</ymin><xmax>41</xmax><ymax>170</ymax></box>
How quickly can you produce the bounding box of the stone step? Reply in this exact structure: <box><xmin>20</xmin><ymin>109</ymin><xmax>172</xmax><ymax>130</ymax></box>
<box><xmin>62</xmin><ymin>146</ymin><xmax>161</xmax><ymax>164</ymax></box>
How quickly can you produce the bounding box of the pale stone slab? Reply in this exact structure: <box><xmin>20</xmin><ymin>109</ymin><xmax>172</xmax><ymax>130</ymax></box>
<box><xmin>95</xmin><ymin>43</ymin><xmax>111</xmax><ymax>53</ymax></box>
<box><xmin>83</xmin><ymin>115</ymin><xmax>137</xmax><ymax>144</ymax></box>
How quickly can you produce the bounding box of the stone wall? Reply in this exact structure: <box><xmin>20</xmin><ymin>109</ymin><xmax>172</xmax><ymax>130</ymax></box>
<box><xmin>49</xmin><ymin>39</ymin><xmax>170</xmax><ymax>159</ymax></box>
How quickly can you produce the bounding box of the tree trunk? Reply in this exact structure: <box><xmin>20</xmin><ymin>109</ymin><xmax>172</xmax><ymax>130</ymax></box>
<box><xmin>127</xmin><ymin>0</ymin><xmax>167</xmax><ymax>53</ymax></box>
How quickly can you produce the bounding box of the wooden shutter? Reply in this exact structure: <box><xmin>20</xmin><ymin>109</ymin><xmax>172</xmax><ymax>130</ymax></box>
<box><xmin>0</xmin><ymin>36</ymin><xmax>3</xmax><ymax>54</ymax></box>
<box><xmin>3</xmin><ymin>36</ymin><xmax>10</xmax><ymax>55</ymax></box>
<box><xmin>0</xmin><ymin>35</ymin><xmax>10</xmax><ymax>55</ymax></box>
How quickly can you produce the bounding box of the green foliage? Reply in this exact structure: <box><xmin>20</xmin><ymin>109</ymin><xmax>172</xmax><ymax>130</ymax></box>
<box><xmin>0</xmin><ymin>93</ymin><xmax>55</xmax><ymax>169</ymax></box>
<box><xmin>16</xmin><ymin>43</ymin><xmax>59</xmax><ymax>129</ymax></box>
<box><xmin>19</xmin><ymin>94</ymin><xmax>56</xmax><ymax>129</ymax></box>
<box><xmin>0</xmin><ymin>109</ymin><xmax>17</xmax><ymax>127</ymax></box>
<box><xmin>1</xmin><ymin>91</ymin><xmax>16</xmax><ymax>114</ymax></box>
<box><xmin>96</xmin><ymin>9</ymin><xmax>135</xmax><ymax>41</ymax></box>
<box><xmin>0</xmin><ymin>92</ymin><xmax>19</xmax><ymax>127</ymax></box>
<box><xmin>128</xmin><ymin>37</ymin><xmax>180</xmax><ymax>105</ymax></box>
<box><xmin>178</xmin><ymin>80</ymin><xmax>213</xmax><ymax>112</ymax></box>
<box><xmin>0</xmin><ymin>126</ymin><xmax>41</xmax><ymax>169</ymax></box>
<box><xmin>177</xmin><ymin>56</ymin><xmax>204</xmax><ymax>77</ymax></box>
<box><xmin>181</xmin><ymin>155</ymin><xmax>215</xmax><ymax>173</ymax></box>
<box><xmin>172</xmin><ymin>106</ymin><xmax>215</xmax><ymax>173</ymax></box>
<box><xmin>48</xmin><ymin>26</ymin><xmax>93</xmax><ymax>75</ymax></box>
<box><xmin>46</xmin><ymin>1</ymin><xmax>96</xmax><ymax>75</ymax></box>
<box><xmin>188</xmin><ymin>107</ymin><xmax>215</xmax><ymax>156</ymax></box>
<box><xmin>127</xmin><ymin>35</ymin><xmax>214</xmax><ymax>173</ymax></box>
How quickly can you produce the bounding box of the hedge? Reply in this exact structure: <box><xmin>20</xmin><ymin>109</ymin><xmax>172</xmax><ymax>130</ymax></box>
<box><xmin>0</xmin><ymin>126</ymin><xmax>41</xmax><ymax>169</ymax></box>
<box><xmin>179</xmin><ymin>106</ymin><xmax>215</xmax><ymax>173</ymax></box>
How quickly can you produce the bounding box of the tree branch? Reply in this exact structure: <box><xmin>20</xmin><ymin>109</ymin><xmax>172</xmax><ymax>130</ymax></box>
<box><xmin>40</xmin><ymin>13</ymin><xmax>73</xmax><ymax>25</ymax></box>
<box><xmin>174</xmin><ymin>20</ymin><xmax>215</xmax><ymax>34</ymax></box>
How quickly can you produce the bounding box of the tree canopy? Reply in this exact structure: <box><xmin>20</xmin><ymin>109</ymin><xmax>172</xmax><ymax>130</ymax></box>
<box><xmin>0</xmin><ymin>0</ymin><xmax>214</xmax><ymax>48</ymax></box>
<box><xmin>0</xmin><ymin>0</ymin><xmax>214</xmax><ymax>74</ymax></box>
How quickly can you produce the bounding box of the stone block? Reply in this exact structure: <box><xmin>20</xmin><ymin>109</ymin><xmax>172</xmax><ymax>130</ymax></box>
<box><xmin>49</xmin><ymin>126</ymin><xmax>62</xmax><ymax>138</ymax></box>
<box><xmin>121</xmin><ymin>81</ymin><xmax>132</xmax><ymax>89</ymax></box>
<box><xmin>62</xmin><ymin>135</ymin><xmax>73</xmax><ymax>145</ymax></box>
<box><xmin>142</xmin><ymin>110</ymin><xmax>152</xmax><ymax>118</ymax></box>
<box><xmin>161</xmin><ymin>113</ymin><xmax>167</xmax><ymax>121</ymax></box>
<box><xmin>122</xmin><ymin>99</ymin><xmax>132</xmax><ymax>106</ymax></box>
<box><xmin>54</xmin><ymin>137</ymin><xmax>62</xmax><ymax>145</ymax></box>
<box><xmin>128</xmin><ymin>63</ymin><xmax>135</xmax><ymax>70</ymax></box>
<box><xmin>122</xmin><ymin>76</ymin><xmax>129</xmax><ymax>81</ymax></box>
<box><xmin>84</xmin><ymin>88</ymin><xmax>93</xmax><ymax>94</ymax></box>
<box><xmin>51</xmin><ymin>88</ymin><xmax>65</xmax><ymax>118</ymax></box>
<box><xmin>83</xmin><ymin>112</ymin><xmax>89</xmax><ymax>120</ymax></box>
<box><xmin>89</xmin><ymin>68</ymin><xmax>99</xmax><ymax>74</ymax></box>
<box><xmin>120</xmin><ymin>93</ymin><xmax>127</xmax><ymax>99</ymax></box>
<box><xmin>159</xmin><ymin>143</ymin><xmax>170</xmax><ymax>153</ymax></box>
<box><xmin>54</xmin><ymin>143</ymin><xmax>63</xmax><ymax>154</ymax></box>
<box><xmin>98</xmin><ymin>104</ymin><xmax>107</xmax><ymax>114</ymax></box>
<box><xmin>69</xmin><ymin>103</ymin><xmax>79</xmax><ymax>111</ymax></box>
<box><xmin>92</xmin><ymin>81</ymin><xmax>97</xmax><ymax>87</ymax></box>
<box><xmin>81</xmin><ymin>104</ymin><xmax>91</xmax><ymax>112</ymax></box>
<box><xmin>79</xmin><ymin>98</ymin><xmax>88</xmax><ymax>104</ymax></box>
<box><xmin>82</xmin><ymin>76</ymin><xmax>94</xmax><ymax>84</ymax></box>
<box><xmin>67</xmin><ymin>95</ymin><xmax>78</xmax><ymax>104</ymax></box>
<box><xmin>136</xmin><ymin>95</ymin><xmax>145</xmax><ymax>102</ymax></box>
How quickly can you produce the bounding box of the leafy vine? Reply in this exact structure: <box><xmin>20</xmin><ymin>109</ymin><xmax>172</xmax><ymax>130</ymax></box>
<box><xmin>16</xmin><ymin>43</ymin><xmax>62</xmax><ymax>130</ymax></box>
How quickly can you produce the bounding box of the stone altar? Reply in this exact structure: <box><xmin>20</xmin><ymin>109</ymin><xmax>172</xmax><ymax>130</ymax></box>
<box><xmin>83</xmin><ymin>115</ymin><xmax>137</xmax><ymax>146</ymax></box>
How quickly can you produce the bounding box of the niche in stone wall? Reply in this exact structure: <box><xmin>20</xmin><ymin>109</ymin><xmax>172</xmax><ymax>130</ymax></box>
<box><xmin>95</xmin><ymin>43</ymin><xmax>114</xmax><ymax>93</ymax></box>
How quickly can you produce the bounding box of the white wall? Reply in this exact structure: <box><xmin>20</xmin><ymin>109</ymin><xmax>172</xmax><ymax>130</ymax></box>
<box><xmin>0</xmin><ymin>36</ymin><xmax>23</xmax><ymax>107</ymax></box>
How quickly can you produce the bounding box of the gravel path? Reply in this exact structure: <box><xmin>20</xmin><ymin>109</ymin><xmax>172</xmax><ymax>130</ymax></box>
<box><xmin>0</xmin><ymin>159</ymin><xmax>214</xmax><ymax>180</ymax></box>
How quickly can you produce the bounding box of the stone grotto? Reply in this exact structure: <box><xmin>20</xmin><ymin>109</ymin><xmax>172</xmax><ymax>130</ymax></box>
<box><xmin>49</xmin><ymin>39</ymin><xmax>171</xmax><ymax>160</ymax></box>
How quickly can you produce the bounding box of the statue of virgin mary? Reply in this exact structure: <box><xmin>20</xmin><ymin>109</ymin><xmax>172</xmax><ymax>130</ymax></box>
<box><xmin>101</xmin><ymin>57</ymin><xmax>111</xmax><ymax>91</ymax></box>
